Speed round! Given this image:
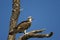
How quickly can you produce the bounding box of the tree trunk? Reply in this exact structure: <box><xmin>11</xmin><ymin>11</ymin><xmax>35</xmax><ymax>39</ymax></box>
<box><xmin>7</xmin><ymin>0</ymin><xmax>20</xmax><ymax>40</ymax></box>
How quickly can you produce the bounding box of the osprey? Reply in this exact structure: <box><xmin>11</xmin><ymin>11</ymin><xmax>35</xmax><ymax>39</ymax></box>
<box><xmin>9</xmin><ymin>16</ymin><xmax>33</xmax><ymax>35</ymax></box>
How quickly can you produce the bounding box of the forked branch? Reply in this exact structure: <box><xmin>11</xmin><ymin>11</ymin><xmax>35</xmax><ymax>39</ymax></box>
<box><xmin>18</xmin><ymin>30</ymin><xmax>53</xmax><ymax>40</ymax></box>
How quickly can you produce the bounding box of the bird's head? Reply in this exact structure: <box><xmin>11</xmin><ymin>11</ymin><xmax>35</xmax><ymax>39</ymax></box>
<box><xmin>27</xmin><ymin>16</ymin><xmax>33</xmax><ymax>22</ymax></box>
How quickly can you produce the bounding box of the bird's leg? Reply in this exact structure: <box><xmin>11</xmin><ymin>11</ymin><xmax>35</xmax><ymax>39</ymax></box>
<box><xmin>24</xmin><ymin>30</ymin><xmax>27</xmax><ymax>34</ymax></box>
<box><xmin>24</xmin><ymin>30</ymin><xmax>28</xmax><ymax>34</ymax></box>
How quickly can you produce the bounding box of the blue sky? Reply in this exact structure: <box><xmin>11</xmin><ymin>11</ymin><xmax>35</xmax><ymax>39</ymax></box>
<box><xmin>0</xmin><ymin>0</ymin><xmax>60</xmax><ymax>40</ymax></box>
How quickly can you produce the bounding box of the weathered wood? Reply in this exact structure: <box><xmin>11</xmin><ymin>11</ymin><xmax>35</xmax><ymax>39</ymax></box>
<box><xmin>8</xmin><ymin>0</ymin><xmax>20</xmax><ymax>40</ymax></box>
<box><xmin>18</xmin><ymin>30</ymin><xmax>53</xmax><ymax>40</ymax></box>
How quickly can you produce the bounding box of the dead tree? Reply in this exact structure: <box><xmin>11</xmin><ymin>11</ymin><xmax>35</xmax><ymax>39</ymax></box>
<box><xmin>7</xmin><ymin>0</ymin><xmax>53</xmax><ymax>40</ymax></box>
<box><xmin>7</xmin><ymin>0</ymin><xmax>20</xmax><ymax>40</ymax></box>
<box><xmin>18</xmin><ymin>30</ymin><xmax>53</xmax><ymax>40</ymax></box>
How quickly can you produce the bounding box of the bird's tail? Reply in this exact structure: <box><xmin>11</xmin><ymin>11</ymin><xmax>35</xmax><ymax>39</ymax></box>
<box><xmin>9</xmin><ymin>27</ymin><xmax>18</xmax><ymax>35</ymax></box>
<box><xmin>9</xmin><ymin>31</ymin><xmax>15</xmax><ymax>35</ymax></box>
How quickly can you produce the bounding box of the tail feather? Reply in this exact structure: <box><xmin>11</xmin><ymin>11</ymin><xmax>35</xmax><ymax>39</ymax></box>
<box><xmin>9</xmin><ymin>31</ymin><xmax>15</xmax><ymax>35</ymax></box>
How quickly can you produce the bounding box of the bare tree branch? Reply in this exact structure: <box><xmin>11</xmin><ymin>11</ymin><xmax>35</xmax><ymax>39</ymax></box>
<box><xmin>7</xmin><ymin>0</ymin><xmax>53</xmax><ymax>40</ymax></box>
<box><xmin>18</xmin><ymin>30</ymin><xmax>53</xmax><ymax>40</ymax></box>
<box><xmin>7</xmin><ymin>0</ymin><xmax>20</xmax><ymax>40</ymax></box>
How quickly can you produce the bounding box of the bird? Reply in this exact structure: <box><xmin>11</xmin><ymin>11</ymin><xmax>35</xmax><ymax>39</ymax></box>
<box><xmin>9</xmin><ymin>16</ymin><xmax>33</xmax><ymax>35</ymax></box>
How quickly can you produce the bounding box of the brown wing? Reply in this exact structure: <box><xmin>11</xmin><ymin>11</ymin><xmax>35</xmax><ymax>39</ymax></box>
<box><xmin>15</xmin><ymin>21</ymin><xmax>31</xmax><ymax>33</ymax></box>
<box><xmin>9</xmin><ymin>21</ymin><xmax>31</xmax><ymax>35</ymax></box>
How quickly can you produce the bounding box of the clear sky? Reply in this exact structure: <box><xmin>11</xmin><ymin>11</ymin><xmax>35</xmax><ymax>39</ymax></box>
<box><xmin>0</xmin><ymin>0</ymin><xmax>60</xmax><ymax>40</ymax></box>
